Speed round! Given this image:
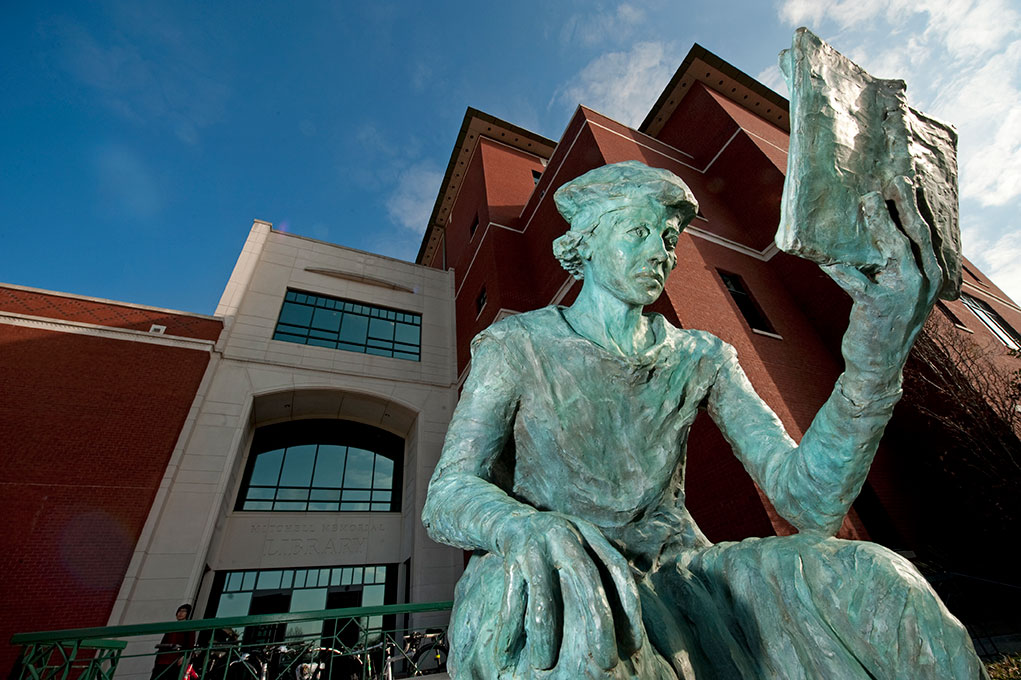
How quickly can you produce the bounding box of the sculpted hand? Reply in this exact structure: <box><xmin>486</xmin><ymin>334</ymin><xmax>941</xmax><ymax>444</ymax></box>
<box><xmin>494</xmin><ymin>512</ymin><xmax>643</xmax><ymax>672</ymax></box>
<box><xmin>821</xmin><ymin>176</ymin><xmax>944</xmax><ymax>378</ymax></box>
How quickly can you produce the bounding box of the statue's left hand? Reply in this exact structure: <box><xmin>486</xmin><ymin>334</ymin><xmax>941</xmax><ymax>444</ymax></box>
<box><xmin>821</xmin><ymin>176</ymin><xmax>944</xmax><ymax>378</ymax></box>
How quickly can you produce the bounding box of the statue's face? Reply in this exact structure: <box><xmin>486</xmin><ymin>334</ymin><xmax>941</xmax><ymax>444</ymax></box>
<box><xmin>582</xmin><ymin>202</ymin><xmax>680</xmax><ymax>306</ymax></box>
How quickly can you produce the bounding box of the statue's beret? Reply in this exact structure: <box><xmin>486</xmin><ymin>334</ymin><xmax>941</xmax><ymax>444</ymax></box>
<box><xmin>553</xmin><ymin>161</ymin><xmax>698</xmax><ymax>229</ymax></box>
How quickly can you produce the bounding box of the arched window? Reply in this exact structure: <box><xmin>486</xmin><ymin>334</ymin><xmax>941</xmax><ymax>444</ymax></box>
<box><xmin>237</xmin><ymin>419</ymin><xmax>403</xmax><ymax>512</ymax></box>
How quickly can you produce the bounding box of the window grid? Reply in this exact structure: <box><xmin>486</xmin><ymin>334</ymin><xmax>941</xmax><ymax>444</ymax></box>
<box><xmin>221</xmin><ymin>565</ymin><xmax>388</xmax><ymax>593</ymax></box>
<box><xmin>243</xmin><ymin>443</ymin><xmax>396</xmax><ymax>512</ymax></box>
<box><xmin>273</xmin><ymin>290</ymin><xmax>421</xmax><ymax>361</ymax></box>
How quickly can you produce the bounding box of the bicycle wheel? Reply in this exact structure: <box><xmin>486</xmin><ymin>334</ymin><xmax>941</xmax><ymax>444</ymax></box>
<box><xmin>411</xmin><ymin>644</ymin><xmax>447</xmax><ymax>675</ymax></box>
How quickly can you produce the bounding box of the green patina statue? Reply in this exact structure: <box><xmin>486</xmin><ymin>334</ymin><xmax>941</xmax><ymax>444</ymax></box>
<box><xmin>423</xmin><ymin>31</ymin><xmax>987</xmax><ymax>680</ymax></box>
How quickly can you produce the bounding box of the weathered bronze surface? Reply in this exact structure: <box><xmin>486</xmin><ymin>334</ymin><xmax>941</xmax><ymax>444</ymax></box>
<box><xmin>423</xmin><ymin>30</ymin><xmax>986</xmax><ymax>680</ymax></box>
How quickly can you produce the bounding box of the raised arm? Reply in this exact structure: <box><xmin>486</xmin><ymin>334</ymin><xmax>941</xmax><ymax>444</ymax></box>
<box><xmin>707</xmin><ymin>179</ymin><xmax>943</xmax><ymax>536</ymax></box>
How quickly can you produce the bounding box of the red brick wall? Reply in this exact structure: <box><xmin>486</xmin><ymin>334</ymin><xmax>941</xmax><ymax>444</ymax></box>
<box><xmin>0</xmin><ymin>323</ymin><xmax>214</xmax><ymax>674</ymax></box>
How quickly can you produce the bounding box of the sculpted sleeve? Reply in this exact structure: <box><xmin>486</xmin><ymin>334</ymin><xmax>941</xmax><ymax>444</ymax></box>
<box><xmin>422</xmin><ymin>324</ymin><xmax>539</xmax><ymax>555</ymax></box>
<box><xmin>707</xmin><ymin>341</ymin><xmax>901</xmax><ymax>536</ymax></box>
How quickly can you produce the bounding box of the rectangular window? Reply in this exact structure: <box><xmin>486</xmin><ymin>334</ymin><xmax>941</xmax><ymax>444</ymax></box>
<box><xmin>532</xmin><ymin>169</ymin><xmax>542</xmax><ymax>185</ymax></box>
<box><xmin>273</xmin><ymin>290</ymin><xmax>421</xmax><ymax>361</ymax></box>
<box><xmin>960</xmin><ymin>293</ymin><xmax>1021</xmax><ymax>350</ymax></box>
<box><xmin>717</xmin><ymin>270</ymin><xmax>778</xmax><ymax>336</ymax></box>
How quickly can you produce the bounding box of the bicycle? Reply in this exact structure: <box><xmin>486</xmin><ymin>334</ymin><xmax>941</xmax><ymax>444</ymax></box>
<box><xmin>353</xmin><ymin>628</ymin><xmax>448</xmax><ymax>679</ymax></box>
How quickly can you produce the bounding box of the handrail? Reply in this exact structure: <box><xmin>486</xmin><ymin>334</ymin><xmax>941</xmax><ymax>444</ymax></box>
<box><xmin>10</xmin><ymin>601</ymin><xmax>454</xmax><ymax>645</ymax></box>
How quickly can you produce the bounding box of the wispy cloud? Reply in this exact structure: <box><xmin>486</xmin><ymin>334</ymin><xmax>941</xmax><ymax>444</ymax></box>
<box><xmin>560</xmin><ymin>4</ymin><xmax>646</xmax><ymax>47</ymax></box>
<box><xmin>385</xmin><ymin>162</ymin><xmax>443</xmax><ymax>234</ymax></box>
<box><xmin>553</xmin><ymin>41</ymin><xmax>680</xmax><ymax>126</ymax></box>
<box><xmin>92</xmin><ymin>144</ymin><xmax>163</xmax><ymax>220</ymax></box>
<box><xmin>45</xmin><ymin>10</ymin><xmax>230</xmax><ymax>145</ymax></box>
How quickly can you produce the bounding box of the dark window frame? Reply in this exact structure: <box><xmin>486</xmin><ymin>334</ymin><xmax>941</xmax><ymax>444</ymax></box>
<box><xmin>273</xmin><ymin>290</ymin><xmax>422</xmax><ymax>361</ymax></box>
<box><xmin>716</xmin><ymin>270</ymin><xmax>778</xmax><ymax>336</ymax></box>
<box><xmin>236</xmin><ymin>419</ymin><xmax>404</xmax><ymax>513</ymax></box>
<box><xmin>475</xmin><ymin>286</ymin><xmax>487</xmax><ymax>317</ymax></box>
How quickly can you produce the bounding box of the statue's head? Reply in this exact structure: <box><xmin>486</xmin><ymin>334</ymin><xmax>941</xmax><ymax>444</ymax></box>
<box><xmin>551</xmin><ymin>159</ymin><xmax>702</xmax><ymax>279</ymax></box>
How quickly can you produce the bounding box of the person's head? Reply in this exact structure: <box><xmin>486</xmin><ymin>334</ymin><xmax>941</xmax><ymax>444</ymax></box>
<box><xmin>176</xmin><ymin>604</ymin><xmax>192</xmax><ymax>621</ymax></box>
<box><xmin>553</xmin><ymin>161</ymin><xmax>698</xmax><ymax>304</ymax></box>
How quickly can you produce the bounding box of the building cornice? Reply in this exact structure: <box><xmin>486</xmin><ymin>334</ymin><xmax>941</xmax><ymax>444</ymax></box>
<box><xmin>0</xmin><ymin>311</ymin><xmax>217</xmax><ymax>351</ymax></box>
<box><xmin>415</xmin><ymin>108</ymin><xmax>556</xmax><ymax>266</ymax></box>
<box><xmin>640</xmin><ymin>43</ymin><xmax>790</xmax><ymax>137</ymax></box>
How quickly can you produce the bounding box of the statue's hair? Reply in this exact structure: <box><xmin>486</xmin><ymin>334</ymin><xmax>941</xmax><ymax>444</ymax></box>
<box><xmin>552</xmin><ymin>161</ymin><xmax>698</xmax><ymax>280</ymax></box>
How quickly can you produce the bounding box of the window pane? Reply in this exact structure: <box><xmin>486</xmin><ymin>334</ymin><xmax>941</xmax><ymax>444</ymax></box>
<box><xmin>310</xmin><ymin>488</ymin><xmax>341</xmax><ymax>501</ymax></box>
<box><xmin>371</xmin><ymin>491</ymin><xmax>391</xmax><ymax>503</ymax></box>
<box><xmin>342</xmin><ymin>489</ymin><xmax>371</xmax><ymax>502</ymax></box>
<box><xmin>362</xmin><ymin>584</ymin><xmax>385</xmax><ymax>607</ymax></box>
<box><xmin>286</xmin><ymin>589</ymin><xmax>327</xmax><ymax>639</ymax></box>
<box><xmin>226</xmin><ymin>572</ymin><xmax>244</xmax><ymax>592</ymax></box>
<box><xmin>278</xmin><ymin>302</ymin><xmax>313</xmax><ymax>327</ymax></box>
<box><xmin>311</xmin><ymin>308</ymin><xmax>342</xmax><ymax>333</ymax></box>
<box><xmin>313</xmin><ymin>445</ymin><xmax>346</xmax><ymax>488</ymax></box>
<box><xmin>242</xmin><ymin>572</ymin><xmax>257</xmax><ymax>591</ymax></box>
<box><xmin>257</xmin><ymin>571</ymin><xmax>282</xmax><ymax>590</ymax></box>
<box><xmin>246</xmin><ymin>487</ymin><xmax>275</xmax><ymax>500</ymax></box>
<box><xmin>273</xmin><ymin>501</ymin><xmax>307</xmax><ymax>511</ymax></box>
<box><xmin>243</xmin><ymin>500</ymin><xmax>273</xmax><ymax>510</ymax></box>
<box><xmin>368</xmin><ymin>318</ymin><xmax>395</xmax><ymax>340</ymax></box>
<box><xmin>281</xmin><ymin>571</ymin><xmax>293</xmax><ymax>589</ymax></box>
<box><xmin>279</xmin><ymin>445</ymin><xmax>316</xmax><ymax>487</ymax></box>
<box><xmin>341</xmin><ymin>502</ymin><xmax>369</xmax><ymax>511</ymax></box>
<box><xmin>308</xmin><ymin>501</ymin><xmax>339</xmax><ymax>511</ymax></box>
<box><xmin>340</xmin><ymin>569</ymin><xmax>352</xmax><ymax>586</ymax></box>
<box><xmin>365</xmin><ymin>347</ymin><xmax>392</xmax><ymax>357</ymax></box>
<box><xmin>216</xmin><ymin>592</ymin><xmax>252</xmax><ymax>618</ymax></box>
<box><xmin>250</xmin><ymin>449</ymin><xmax>284</xmax><ymax>486</ymax></box>
<box><xmin>339</xmin><ymin>315</ymin><xmax>368</xmax><ymax>343</ymax></box>
<box><xmin>344</xmin><ymin>449</ymin><xmax>374</xmax><ymax>488</ymax></box>
<box><xmin>373</xmin><ymin>457</ymin><xmax>393</xmax><ymax>490</ymax></box>
<box><xmin>277</xmin><ymin>487</ymin><xmax>309</xmax><ymax>501</ymax></box>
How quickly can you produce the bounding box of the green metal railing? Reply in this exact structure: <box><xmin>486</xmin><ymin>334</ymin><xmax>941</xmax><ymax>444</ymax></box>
<box><xmin>11</xmin><ymin>601</ymin><xmax>453</xmax><ymax>680</ymax></box>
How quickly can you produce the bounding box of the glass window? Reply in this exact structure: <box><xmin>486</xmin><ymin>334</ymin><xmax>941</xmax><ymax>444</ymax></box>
<box><xmin>238</xmin><ymin>419</ymin><xmax>403</xmax><ymax>513</ymax></box>
<box><xmin>272</xmin><ymin>289</ymin><xmax>421</xmax><ymax>361</ymax></box>
<box><xmin>207</xmin><ymin>565</ymin><xmax>394</xmax><ymax>642</ymax></box>
<box><xmin>961</xmin><ymin>293</ymin><xmax>1021</xmax><ymax>350</ymax></box>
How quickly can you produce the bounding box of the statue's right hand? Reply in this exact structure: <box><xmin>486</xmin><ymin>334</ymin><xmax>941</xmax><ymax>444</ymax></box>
<box><xmin>494</xmin><ymin>512</ymin><xmax>642</xmax><ymax>673</ymax></box>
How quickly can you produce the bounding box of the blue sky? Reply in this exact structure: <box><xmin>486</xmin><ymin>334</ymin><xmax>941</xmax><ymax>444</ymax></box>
<box><xmin>3</xmin><ymin>1</ymin><xmax>1018</xmax><ymax>315</ymax></box>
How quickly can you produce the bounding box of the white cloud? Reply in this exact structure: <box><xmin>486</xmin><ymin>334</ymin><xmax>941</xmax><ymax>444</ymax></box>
<box><xmin>775</xmin><ymin>0</ymin><xmax>1021</xmax><ymax>301</ymax></box>
<box><xmin>757</xmin><ymin>65</ymin><xmax>789</xmax><ymax>97</ymax></box>
<box><xmin>981</xmin><ymin>231</ymin><xmax>1021</xmax><ymax>303</ymax></box>
<box><xmin>385</xmin><ymin>162</ymin><xmax>443</xmax><ymax>234</ymax></box>
<box><xmin>553</xmin><ymin>41</ymin><xmax>680</xmax><ymax>126</ymax></box>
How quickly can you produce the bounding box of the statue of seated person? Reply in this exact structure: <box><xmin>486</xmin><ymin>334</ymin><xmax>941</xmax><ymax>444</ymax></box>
<box><xmin>423</xmin><ymin>161</ymin><xmax>988</xmax><ymax>679</ymax></box>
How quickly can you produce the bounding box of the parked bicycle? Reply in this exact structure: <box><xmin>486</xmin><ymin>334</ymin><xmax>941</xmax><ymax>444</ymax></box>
<box><xmin>353</xmin><ymin>628</ymin><xmax>447</xmax><ymax>679</ymax></box>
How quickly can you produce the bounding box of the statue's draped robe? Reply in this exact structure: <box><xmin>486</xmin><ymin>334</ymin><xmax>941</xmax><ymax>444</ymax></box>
<box><xmin>424</xmin><ymin>307</ymin><xmax>984</xmax><ymax>680</ymax></box>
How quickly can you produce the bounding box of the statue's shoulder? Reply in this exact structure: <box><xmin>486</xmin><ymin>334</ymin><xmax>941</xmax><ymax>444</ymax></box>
<box><xmin>470</xmin><ymin>307</ymin><xmax>564</xmax><ymax>349</ymax></box>
<box><xmin>476</xmin><ymin>307</ymin><xmax>564</xmax><ymax>340</ymax></box>
<box><xmin>649</xmin><ymin>314</ymin><xmax>735</xmax><ymax>361</ymax></box>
